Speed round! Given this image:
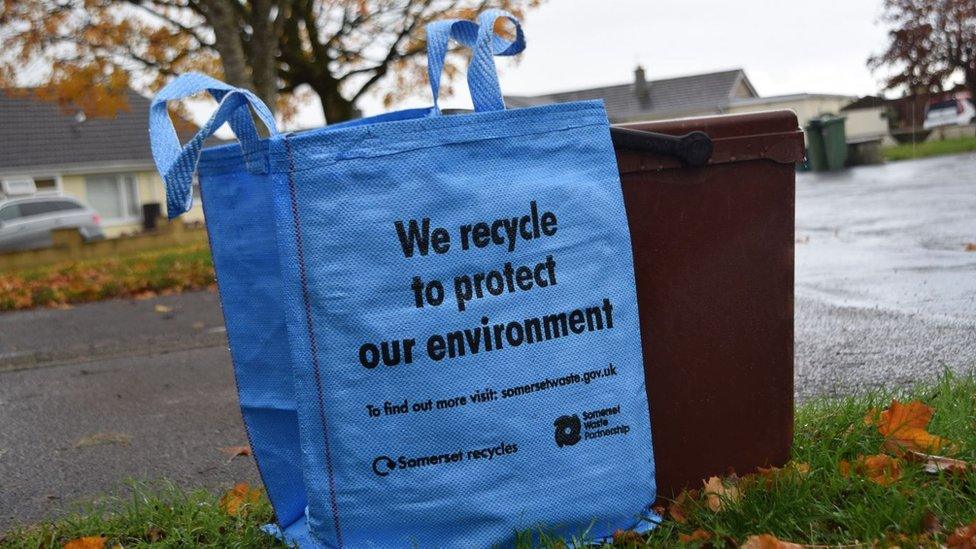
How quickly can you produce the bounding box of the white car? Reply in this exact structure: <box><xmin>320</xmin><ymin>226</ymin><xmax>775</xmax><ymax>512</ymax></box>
<box><xmin>922</xmin><ymin>95</ymin><xmax>976</xmax><ymax>129</ymax></box>
<box><xmin>0</xmin><ymin>195</ymin><xmax>105</xmax><ymax>252</ymax></box>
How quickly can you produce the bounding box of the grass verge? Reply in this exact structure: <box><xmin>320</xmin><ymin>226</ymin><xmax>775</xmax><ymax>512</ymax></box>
<box><xmin>884</xmin><ymin>135</ymin><xmax>976</xmax><ymax>161</ymax></box>
<box><xmin>3</xmin><ymin>372</ymin><xmax>975</xmax><ymax>548</ymax></box>
<box><xmin>0</xmin><ymin>244</ymin><xmax>214</xmax><ymax>312</ymax></box>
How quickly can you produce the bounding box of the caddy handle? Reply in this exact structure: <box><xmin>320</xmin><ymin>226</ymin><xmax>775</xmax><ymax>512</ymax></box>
<box><xmin>609</xmin><ymin>127</ymin><xmax>713</xmax><ymax>167</ymax></box>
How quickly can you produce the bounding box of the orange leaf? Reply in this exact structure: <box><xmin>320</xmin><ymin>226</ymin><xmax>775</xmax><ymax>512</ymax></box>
<box><xmin>740</xmin><ymin>534</ymin><xmax>806</xmax><ymax>548</ymax></box>
<box><xmin>219</xmin><ymin>445</ymin><xmax>252</xmax><ymax>459</ymax></box>
<box><xmin>870</xmin><ymin>400</ymin><xmax>933</xmax><ymax>435</ymax></box>
<box><xmin>668</xmin><ymin>490</ymin><xmax>695</xmax><ymax>524</ymax></box>
<box><xmin>948</xmin><ymin>519</ymin><xmax>976</xmax><ymax>547</ymax></box>
<box><xmin>219</xmin><ymin>482</ymin><xmax>262</xmax><ymax>517</ymax></box>
<box><xmin>838</xmin><ymin>459</ymin><xmax>851</xmax><ymax>477</ymax></box>
<box><xmin>867</xmin><ymin>400</ymin><xmax>952</xmax><ymax>454</ymax></box>
<box><xmin>965</xmin><ymin>243</ymin><xmax>976</xmax><ymax>252</ymax></box>
<box><xmin>678</xmin><ymin>529</ymin><xmax>712</xmax><ymax>543</ymax></box>
<box><xmin>611</xmin><ymin>529</ymin><xmax>643</xmax><ymax>546</ymax></box>
<box><xmin>754</xmin><ymin>462</ymin><xmax>811</xmax><ymax>488</ymax></box>
<box><xmin>839</xmin><ymin>454</ymin><xmax>902</xmax><ymax>486</ymax></box>
<box><xmin>63</xmin><ymin>536</ymin><xmax>106</xmax><ymax>549</ymax></box>
<box><xmin>703</xmin><ymin>475</ymin><xmax>740</xmax><ymax>512</ymax></box>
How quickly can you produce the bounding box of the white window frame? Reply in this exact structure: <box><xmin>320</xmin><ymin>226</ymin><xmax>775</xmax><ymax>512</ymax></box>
<box><xmin>84</xmin><ymin>173</ymin><xmax>141</xmax><ymax>225</ymax></box>
<box><xmin>0</xmin><ymin>174</ymin><xmax>62</xmax><ymax>196</ymax></box>
<box><xmin>31</xmin><ymin>174</ymin><xmax>64</xmax><ymax>195</ymax></box>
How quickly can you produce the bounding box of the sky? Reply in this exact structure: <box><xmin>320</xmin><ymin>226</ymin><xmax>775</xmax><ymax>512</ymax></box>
<box><xmin>330</xmin><ymin>0</ymin><xmax>893</xmax><ymax>124</ymax></box>
<box><xmin>195</xmin><ymin>0</ymin><xmax>895</xmax><ymax>130</ymax></box>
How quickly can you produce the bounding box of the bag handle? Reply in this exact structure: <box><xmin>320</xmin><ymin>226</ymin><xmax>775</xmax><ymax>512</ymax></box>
<box><xmin>469</xmin><ymin>9</ymin><xmax>525</xmax><ymax>112</ymax></box>
<box><xmin>149</xmin><ymin>73</ymin><xmax>278</xmax><ymax>218</ymax></box>
<box><xmin>425</xmin><ymin>9</ymin><xmax>525</xmax><ymax>113</ymax></box>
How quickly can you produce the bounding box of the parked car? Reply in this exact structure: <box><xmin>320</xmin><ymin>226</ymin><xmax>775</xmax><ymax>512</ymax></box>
<box><xmin>0</xmin><ymin>195</ymin><xmax>104</xmax><ymax>252</ymax></box>
<box><xmin>922</xmin><ymin>94</ymin><xmax>976</xmax><ymax>129</ymax></box>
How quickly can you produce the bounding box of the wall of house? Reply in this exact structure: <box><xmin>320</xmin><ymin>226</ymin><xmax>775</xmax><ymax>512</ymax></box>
<box><xmin>60</xmin><ymin>170</ymin><xmax>204</xmax><ymax>238</ymax></box>
<box><xmin>732</xmin><ymin>79</ymin><xmax>756</xmax><ymax>100</ymax></box>
<box><xmin>727</xmin><ymin>96</ymin><xmax>890</xmax><ymax>145</ymax></box>
<box><xmin>842</xmin><ymin>107</ymin><xmax>892</xmax><ymax>143</ymax></box>
<box><xmin>728</xmin><ymin>95</ymin><xmax>850</xmax><ymax>125</ymax></box>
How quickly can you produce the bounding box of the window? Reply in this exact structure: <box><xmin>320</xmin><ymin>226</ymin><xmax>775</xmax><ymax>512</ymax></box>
<box><xmin>19</xmin><ymin>201</ymin><xmax>62</xmax><ymax>217</ymax></box>
<box><xmin>0</xmin><ymin>204</ymin><xmax>20</xmax><ymax>222</ymax></box>
<box><xmin>0</xmin><ymin>176</ymin><xmax>60</xmax><ymax>196</ymax></box>
<box><xmin>34</xmin><ymin>178</ymin><xmax>58</xmax><ymax>192</ymax></box>
<box><xmin>1</xmin><ymin>178</ymin><xmax>35</xmax><ymax>195</ymax></box>
<box><xmin>85</xmin><ymin>174</ymin><xmax>140</xmax><ymax>221</ymax></box>
<box><xmin>53</xmin><ymin>200</ymin><xmax>84</xmax><ymax>211</ymax></box>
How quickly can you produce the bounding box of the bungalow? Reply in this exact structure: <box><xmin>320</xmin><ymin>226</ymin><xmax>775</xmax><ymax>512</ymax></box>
<box><xmin>0</xmin><ymin>89</ymin><xmax>204</xmax><ymax>237</ymax></box>
<box><xmin>505</xmin><ymin>66</ymin><xmax>890</xmax><ymax>146</ymax></box>
<box><xmin>506</xmin><ymin>66</ymin><xmax>759</xmax><ymax>123</ymax></box>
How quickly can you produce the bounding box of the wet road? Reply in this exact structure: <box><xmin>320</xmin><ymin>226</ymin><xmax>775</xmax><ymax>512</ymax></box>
<box><xmin>1</xmin><ymin>153</ymin><xmax>975</xmax><ymax>528</ymax></box>
<box><xmin>795</xmin><ymin>152</ymin><xmax>976</xmax><ymax>397</ymax></box>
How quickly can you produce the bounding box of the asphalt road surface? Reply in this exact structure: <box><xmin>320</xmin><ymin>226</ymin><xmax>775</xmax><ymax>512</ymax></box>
<box><xmin>1</xmin><ymin>153</ymin><xmax>974</xmax><ymax>528</ymax></box>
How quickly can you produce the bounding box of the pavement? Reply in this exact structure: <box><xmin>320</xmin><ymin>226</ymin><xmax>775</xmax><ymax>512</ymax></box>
<box><xmin>1</xmin><ymin>152</ymin><xmax>974</xmax><ymax>528</ymax></box>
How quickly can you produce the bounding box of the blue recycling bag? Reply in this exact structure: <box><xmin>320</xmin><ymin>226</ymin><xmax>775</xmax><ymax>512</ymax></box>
<box><xmin>151</xmin><ymin>10</ymin><xmax>656</xmax><ymax>547</ymax></box>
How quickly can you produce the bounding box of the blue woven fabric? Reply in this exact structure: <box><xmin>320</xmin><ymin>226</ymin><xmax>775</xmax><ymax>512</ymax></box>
<box><xmin>151</xmin><ymin>9</ymin><xmax>656</xmax><ymax>548</ymax></box>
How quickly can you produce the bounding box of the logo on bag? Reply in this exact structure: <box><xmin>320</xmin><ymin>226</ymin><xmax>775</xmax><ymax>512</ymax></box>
<box><xmin>553</xmin><ymin>414</ymin><xmax>582</xmax><ymax>447</ymax></box>
<box><xmin>372</xmin><ymin>455</ymin><xmax>396</xmax><ymax>477</ymax></box>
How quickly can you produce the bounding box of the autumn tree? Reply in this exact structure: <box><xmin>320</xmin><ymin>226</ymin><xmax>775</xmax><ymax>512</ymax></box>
<box><xmin>0</xmin><ymin>0</ymin><xmax>542</xmax><ymax>122</ymax></box>
<box><xmin>870</xmin><ymin>0</ymin><xmax>976</xmax><ymax>97</ymax></box>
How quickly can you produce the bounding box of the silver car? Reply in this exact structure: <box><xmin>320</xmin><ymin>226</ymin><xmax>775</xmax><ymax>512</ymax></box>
<box><xmin>0</xmin><ymin>195</ymin><xmax>105</xmax><ymax>252</ymax></box>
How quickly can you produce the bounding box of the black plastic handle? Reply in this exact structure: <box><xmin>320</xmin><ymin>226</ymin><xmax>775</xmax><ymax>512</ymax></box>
<box><xmin>609</xmin><ymin>127</ymin><xmax>713</xmax><ymax>167</ymax></box>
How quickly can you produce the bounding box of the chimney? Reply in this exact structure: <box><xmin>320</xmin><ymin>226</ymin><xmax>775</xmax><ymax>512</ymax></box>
<box><xmin>634</xmin><ymin>65</ymin><xmax>650</xmax><ymax>107</ymax></box>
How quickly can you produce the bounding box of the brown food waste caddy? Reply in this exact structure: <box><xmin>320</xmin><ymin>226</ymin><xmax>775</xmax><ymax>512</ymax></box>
<box><xmin>611</xmin><ymin>110</ymin><xmax>805</xmax><ymax>499</ymax></box>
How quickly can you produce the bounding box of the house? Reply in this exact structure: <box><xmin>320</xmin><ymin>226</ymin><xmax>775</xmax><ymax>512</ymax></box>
<box><xmin>728</xmin><ymin>93</ymin><xmax>890</xmax><ymax>145</ymax></box>
<box><xmin>506</xmin><ymin>66</ymin><xmax>759</xmax><ymax>123</ymax></box>
<box><xmin>505</xmin><ymin>66</ymin><xmax>891</xmax><ymax>146</ymax></box>
<box><xmin>0</xmin><ymin>89</ymin><xmax>203</xmax><ymax>237</ymax></box>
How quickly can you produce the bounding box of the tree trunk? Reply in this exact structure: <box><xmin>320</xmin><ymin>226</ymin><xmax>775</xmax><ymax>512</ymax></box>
<box><xmin>199</xmin><ymin>0</ymin><xmax>251</xmax><ymax>91</ymax></box>
<box><xmin>313</xmin><ymin>81</ymin><xmax>357</xmax><ymax>123</ymax></box>
<box><xmin>246</xmin><ymin>0</ymin><xmax>281</xmax><ymax>110</ymax></box>
<box><xmin>966</xmin><ymin>67</ymin><xmax>976</xmax><ymax>106</ymax></box>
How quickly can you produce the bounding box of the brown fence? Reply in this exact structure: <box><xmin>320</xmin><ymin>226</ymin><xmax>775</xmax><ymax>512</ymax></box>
<box><xmin>0</xmin><ymin>219</ymin><xmax>208</xmax><ymax>272</ymax></box>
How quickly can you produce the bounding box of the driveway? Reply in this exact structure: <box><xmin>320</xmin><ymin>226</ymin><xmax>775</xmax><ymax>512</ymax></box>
<box><xmin>1</xmin><ymin>152</ymin><xmax>975</xmax><ymax>528</ymax></box>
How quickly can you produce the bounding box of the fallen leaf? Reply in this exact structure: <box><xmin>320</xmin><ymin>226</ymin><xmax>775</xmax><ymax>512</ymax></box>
<box><xmin>907</xmin><ymin>450</ymin><xmax>973</xmax><ymax>475</ymax></box>
<box><xmin>921</xmin><ymin>510</ymin><xmax>942</xmax><ymax>536</ymax></box>
<box><xmin>219</xmin><ymin>482</ymin><xmax>262</xmax><ymax>517</ymax></box>
<box><xmin>192</xmin><ymin>321</ymin><xmax>205</xmax><ymax>329</ymax></box>
<box><xmin>740</xmin><ymin>534</ymin><xmax>805</xmax><ymax>548</ymax></box>
<box><xmin>753</xmin><ymin>462</ymin><xmax>812</xmax><ymax>488</ymax></box>
<box><xmin>949</xmin><ymin>519</ymin><xmax>976</xmax><ymax>547</ymax></box>
<box><xmin>839</xmin><ymin>454</ymin><xmax>902</xmax><ymax>486</ymax></box>
<box><xmin>668</xmin><ymin>489</ymin><xmax>697</xmax><ymax>524</ymax></box>
<box><xmin>219</xmin><ymin>445</ymin><xmax>253</xmax><ymax>461</ymax></box>
<box><xmin>74</xmin><ymin>432</ymin><xmax>131</xmax><ymax>448</ymax></box>
<box><xmin>611</xmin><ymin>529</ymin><xmax>643</xmax><ymax>546</ymax></box>
<box><xmin>865</xmin><ymin>400</ymin><xmax>952</xmax><ymax>454</ymax></box>
<box><xmin>679</xmin><ymin>529</ymin><xmax>712</xmax><ymax>543</ymax></box>
<box><xmin>965</xmin><ymin>243</ymin><xmax>976</xmax><ymax>252</ymax></box>
<box><xmin>838</xmin><ymin>459</ymin><xmax>851</xmax><ymax>477</ymax></box>
<box><xmin>703</xmin><ymin>475</ymin><xmax>740</xmax><ymax>512</ymax></box>
<box><xmin>154</xmin><ymin>304</ymin><xmax>172</xmax><ymax>313</ymax></box>
<box><xmin>146</xmin><ymin>526</ymin><xmax>164</xmax><ymax>542</ymax></box>
<box><xmin>63</xmin><ymin>536</ymin><xmax>106</xmax><ymax>549</ymax></box>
